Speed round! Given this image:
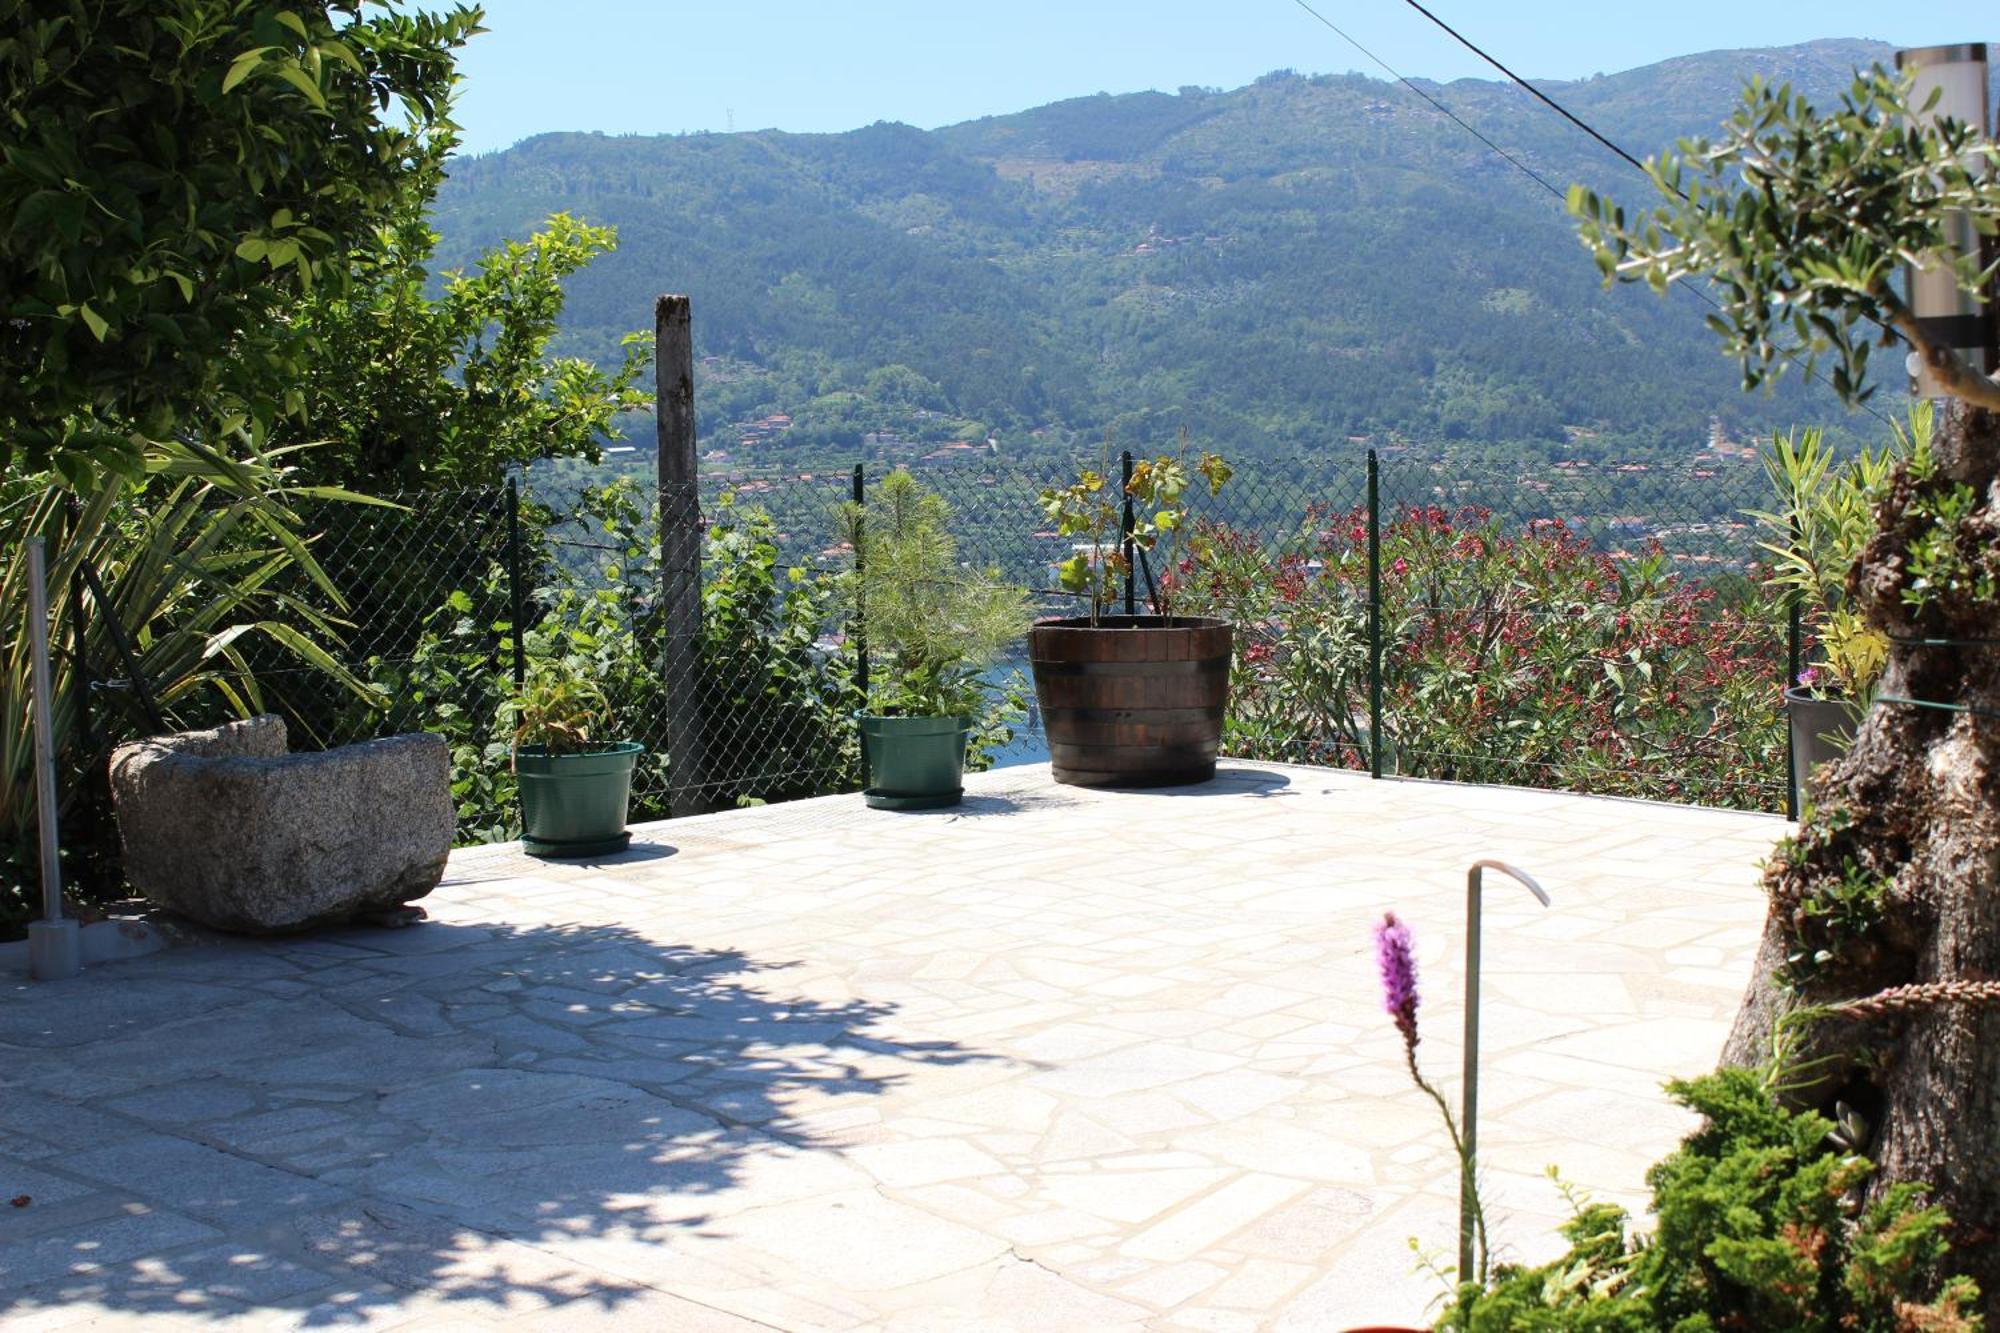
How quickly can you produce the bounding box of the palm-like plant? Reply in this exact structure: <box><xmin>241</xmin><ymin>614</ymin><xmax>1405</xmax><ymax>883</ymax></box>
<box><xmin>1</xmin><ymin>437</ymin><xmax>384</xmax><ymax>925</ymax></box>
<box><xmin>845</xmin><ymin>469</ymin><xmax>1029</xmax><ymax>719</ymax></box>
<box><xmin>1748</xmin><ymin>415</ymin><xmax>1909</xmax><ymax>702</ymax></box>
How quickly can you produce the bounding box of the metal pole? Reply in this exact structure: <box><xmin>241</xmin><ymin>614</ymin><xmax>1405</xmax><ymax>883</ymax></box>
<box><xmin>1896</xmin><ymin>44</ymin><xmax>1995</xmax><ymax>396</ymax></box>
<box><xmin>27</xmin><ymin>536</ymin><xmax>80</xmax><ymax>981</ymax></box>
<box><xmin>1120</xmin><ymin>450</ymin><xmax>1136</xmax><ymax>617</ymax></box>
<box><xmin>1459</xmin><ymin>859</ymin><xmax>1551</xmax><ymax>1285</ymax></box>
<box><xmin>506</xmin><ymin>477</ymin><xmax>527</xmax><ymax>690</ymax></box>
<box><xmin>852</xmin><ymin>464</ymin><xmax>869</xmax><ymax>701</ymax></box>
<box><xmin>1367</xmin><ymin>450</ymin><xmax>1383</xmax><ymax>779</ymax></box>
<box><xmin>852</xmin><ymin>463</ymin><xmax>870</xmax><ymax>794</ymax></box>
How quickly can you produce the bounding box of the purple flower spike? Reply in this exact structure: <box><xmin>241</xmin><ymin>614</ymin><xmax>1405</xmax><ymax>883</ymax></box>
<box><xmin>1374</xmin><ymin>911</ymin><xmax>1421</xmax><ymax>1051</ymax></box>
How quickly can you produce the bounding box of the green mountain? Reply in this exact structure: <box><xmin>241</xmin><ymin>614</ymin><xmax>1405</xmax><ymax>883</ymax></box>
<box><xmin>431</xmin><ymin>38</ymin><xmax>1898</xmax><ymax>466</ymax></box>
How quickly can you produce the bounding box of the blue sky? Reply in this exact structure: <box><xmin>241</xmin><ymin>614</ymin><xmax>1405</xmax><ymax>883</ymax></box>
<box><xmin>451</xmin><ymin>2</ymin><xmax>1971</xmax><ymax>156</ymax></box>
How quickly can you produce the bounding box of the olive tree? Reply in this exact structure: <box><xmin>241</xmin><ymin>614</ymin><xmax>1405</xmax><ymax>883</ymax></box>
<box><xmin>1573</xmin><ymin>66</ymin><xmax>2000</xmax><ymax>1309</ymax></box>
<box><xmin>0</xmin><ymin>0</ymin><xmax>482</xmax><ymax>484</ymax></box>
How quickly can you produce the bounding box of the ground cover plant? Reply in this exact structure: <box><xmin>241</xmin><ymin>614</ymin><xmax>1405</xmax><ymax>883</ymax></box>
<box><xmin>1375</xmin><ymin>908</ymin><xmax>1980</xmax><ymax>1329</ymax></box>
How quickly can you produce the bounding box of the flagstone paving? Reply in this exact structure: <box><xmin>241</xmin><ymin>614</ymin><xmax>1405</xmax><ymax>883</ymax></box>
<box><xmin>0</xmin><ymin>761</ymin><xmax>1781</xmax><ymax>1330</ymax></box>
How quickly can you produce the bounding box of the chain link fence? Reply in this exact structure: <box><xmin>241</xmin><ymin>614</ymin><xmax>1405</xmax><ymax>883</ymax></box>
<box><xmin>284</xmin><ymin>450</ymin><xmax>1793</xmax><ymax>845</ymax></box>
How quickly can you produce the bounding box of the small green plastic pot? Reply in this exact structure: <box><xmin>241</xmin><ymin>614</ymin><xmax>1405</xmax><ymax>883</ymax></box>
<box><xmin>856</xmin><ymin>713</ymin><xmax>969</xmax><ymax>811</ymax></box>
<box><xmin>515</xmin><ymin>741</ymin><xmax>643</xmax><ymax>857</ymax></box>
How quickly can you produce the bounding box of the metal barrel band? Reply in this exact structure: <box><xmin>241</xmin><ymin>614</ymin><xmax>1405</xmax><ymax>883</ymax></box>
<box><xmin>1039</xmin><ymin>705</ymin><xmax>1226</xmax><ymax>726</ymax></box>
<box><xmin>1027</xmin><ymin>657</ymin><xmax>1231</xmax><ymax>678</ymax></box>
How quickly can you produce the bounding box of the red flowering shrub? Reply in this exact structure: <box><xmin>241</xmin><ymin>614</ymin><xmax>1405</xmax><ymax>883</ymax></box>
<box><xmin>1174</xmin><ymin>504</ymin><xmax>1786</xmax><ymax>809</ymax></box>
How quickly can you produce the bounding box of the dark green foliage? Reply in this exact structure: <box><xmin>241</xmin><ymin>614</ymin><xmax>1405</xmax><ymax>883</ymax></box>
<box><xmin>694</xmin><ymin>491</ymin><xmax>860</xmax><ymax>807</ymax></box>
<box><xmin>428</xmin><ymin>42</ymin><xmax>1892</xmax><ymax>468</ymax></box>
<box><xmin>288</xmin><ymin>195</ymin><xmax>650</xmax><ymax>488</ymax></box>
<box><xmin>1571</xmin><ymin>64</ymin><xmax>2000</xmax><ymax>409</ymax></box>
<box><xmin>359</xmin><ymin>482</ymin><xmax>861</xmax><ymax>840</ymax></box>
<box><xmin>0</xmin><ymin>0</ymin><xmax>482</xmax><ymax>483</ymax></box>
<box><xmin>1441</xmin><ymin>1070</ymin><xmax>1980</xmax><ymax>1331</ymax></box>
<box><xmin>1783</xmin><ymin>857</ymin><xmax>1893</xmax><ymax>984</ymax></box>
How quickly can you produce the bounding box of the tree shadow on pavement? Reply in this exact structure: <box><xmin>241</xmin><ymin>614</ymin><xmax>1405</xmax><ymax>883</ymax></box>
<box><xmin>0</xmin><ymin>916</ymin><xmax>1010</xmax><ymax>1327</ymax></box>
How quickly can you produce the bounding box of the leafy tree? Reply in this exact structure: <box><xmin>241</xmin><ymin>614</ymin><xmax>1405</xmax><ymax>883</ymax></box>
<box><xmin>0</xmin><ymin>0</ymin><xmax>483</xmax><ymax>484</ymax></box>
<box><xmin>1573</xmin><ymin>65</ymin><xmax>2000</xmax><ymax>1313</ymax></box>
<box><xmin>1572</xmin><ymin>66</ymin><xmax>1999</xmax><ymax>408</ymax></box>
<box><xmin>288</xmin><ymin>192</ymin><xmax>650</xmax><ymax>487</ymax></box>
<box><xmin>0</xmin><ymin>2</ymin><xmax>484</xmax><ymax>927</ymax></box>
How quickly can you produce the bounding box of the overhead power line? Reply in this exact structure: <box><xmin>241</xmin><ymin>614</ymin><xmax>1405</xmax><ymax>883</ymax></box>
<box><xmin>1394</xmin><ymin>0</ymin><xmax>1659</xmax><ymax>185</ymax></box>
<box><xmin>1285</xmin><ymin>0</ymin><xmax>1568</xmax><ymax>203</ymax></box>
<box><xmin>1284</xmin><ymin>0</ymin><xmax>1895</xmax><ymax>427</ymax></box>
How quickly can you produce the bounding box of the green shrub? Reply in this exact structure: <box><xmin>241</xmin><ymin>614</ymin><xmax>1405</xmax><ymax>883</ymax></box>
<box><xmin>359</xmin><ymin>480</ymin><xmax>861</xmax><ymax>839</ymax></box>
<box><xmin>1441</xmin><ymin>1069</ymin><xmax>1980</xmax><ymax>1331</ymax></box>
<box><xmin>842</xmin><ymin>467</ymin><xmax>1031</xmax><ymax>722</ymax></box>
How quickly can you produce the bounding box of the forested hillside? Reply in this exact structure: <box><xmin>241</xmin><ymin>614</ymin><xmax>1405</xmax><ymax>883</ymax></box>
<box><xmin>431</xmin><ymin>38</ymin><xmax>1897</xmax><ymax>466</ymax></box>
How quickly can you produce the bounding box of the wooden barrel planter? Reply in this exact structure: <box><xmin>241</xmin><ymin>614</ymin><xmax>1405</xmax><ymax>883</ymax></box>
<box><xmin>1028</xmin><ymin>615</ymin><xmax>1233</xmax><ymax>788</ymax></box>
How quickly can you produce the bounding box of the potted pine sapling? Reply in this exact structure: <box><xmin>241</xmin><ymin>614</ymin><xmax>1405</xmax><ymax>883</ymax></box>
<box><xmin>1749</xmin><ymin>416</ymin><xmax>1905</xmax><ymax>812</ymax></box>
<box><xmin>1030</xmin><ymin>436</ymin><xmax>1234</xmax><ymax>787</ymax></box>
<box><xmin>846</xmin><ymin>469</ymin><xmax>1031</xmax><ymax>810</ymax></box>
<box><xmin>504</xmin><ymin>656</ymin><xmax>644</xmax><ymax>857</ymax></box>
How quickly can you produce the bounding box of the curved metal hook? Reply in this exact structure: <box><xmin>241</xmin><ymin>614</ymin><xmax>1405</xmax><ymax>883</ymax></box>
<box><xmin>1468</xmin><ymin>858</ymin><xmax>1551</xmax><ymax>907</ymax></box>
<box><xmin>1457</xmin><ymin>857</ymin><xmax>1552</xmax><ymax>1285</ymax></box>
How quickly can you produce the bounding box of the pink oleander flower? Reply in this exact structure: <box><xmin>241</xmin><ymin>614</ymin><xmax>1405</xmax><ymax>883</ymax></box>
<box><xmin>1374</xmin><ymin>911</ymin><xmax>1420</xmax><ymax>1051</ymax></box>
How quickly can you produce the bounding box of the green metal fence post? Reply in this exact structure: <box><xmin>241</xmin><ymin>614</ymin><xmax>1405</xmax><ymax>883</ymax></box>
<box><xmin>1120</xmin><ymin>449</ymin><xmax>1136</xmax><ymax>617</ymax></box>
<box><xmin>852</xmin><ymin>463</ymin><xmax>869</xmax><ymax>700</ymax></box>
<box><xmin>1367</xmin><ymin>449</ymin><xmax>1383</xmax><ymax>779</ymax></box>
<box><xmin>853</xmin><ymin>463</ymin><xmax>870</xmax><ymax>792</ymax></box>
<box><xmin>506</xmin><ymin>476</ymin><xmax>526</xmax><ymax>690</ymax></box>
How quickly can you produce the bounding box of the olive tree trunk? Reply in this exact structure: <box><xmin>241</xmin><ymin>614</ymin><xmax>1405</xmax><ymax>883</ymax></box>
<box><xmin>1723</xmin><ymin>399</ymin><xmax>2000</xmax><ymax>1306</ymax></box>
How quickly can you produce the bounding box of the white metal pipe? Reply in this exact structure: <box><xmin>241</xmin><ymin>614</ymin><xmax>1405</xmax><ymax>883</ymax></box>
<box><xmin>1897</xmin><ymin>43</ymin><xmax>1993</xmax><ymax>396</ymax></box>
<box><xmin>27</xmin><ymin>535</ymin><xmax>62</xmax><ymax>922</ymax></box>
<box><xmin>1459</xmin><ymin>858</ymin><xmax>1551</xmax><ymax>1285</ymax></box>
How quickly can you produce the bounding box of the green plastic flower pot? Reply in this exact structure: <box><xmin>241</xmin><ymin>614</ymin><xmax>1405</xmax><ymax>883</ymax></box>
<box><xmin>515</xmin><ymin>741</ymin><xmax>643</xmax><ymax>857</ymax></box>
<box><xmin>857</xmin><ymin>713</ymin><xmax>969</xmax><ymax>811</ymax></box>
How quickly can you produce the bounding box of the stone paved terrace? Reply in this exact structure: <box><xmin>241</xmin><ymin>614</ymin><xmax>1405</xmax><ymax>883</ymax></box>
<box><xmin>0</xmin><ymin>761</ymin><xmax>1782</xmax><ymax>1331</ymax></box>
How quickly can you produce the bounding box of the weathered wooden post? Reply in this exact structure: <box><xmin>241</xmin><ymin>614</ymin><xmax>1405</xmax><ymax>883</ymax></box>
<box><xmin>656</xmin><ymin>295</ymin><xmax>705</xmax><ymax>816</ymax></box>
